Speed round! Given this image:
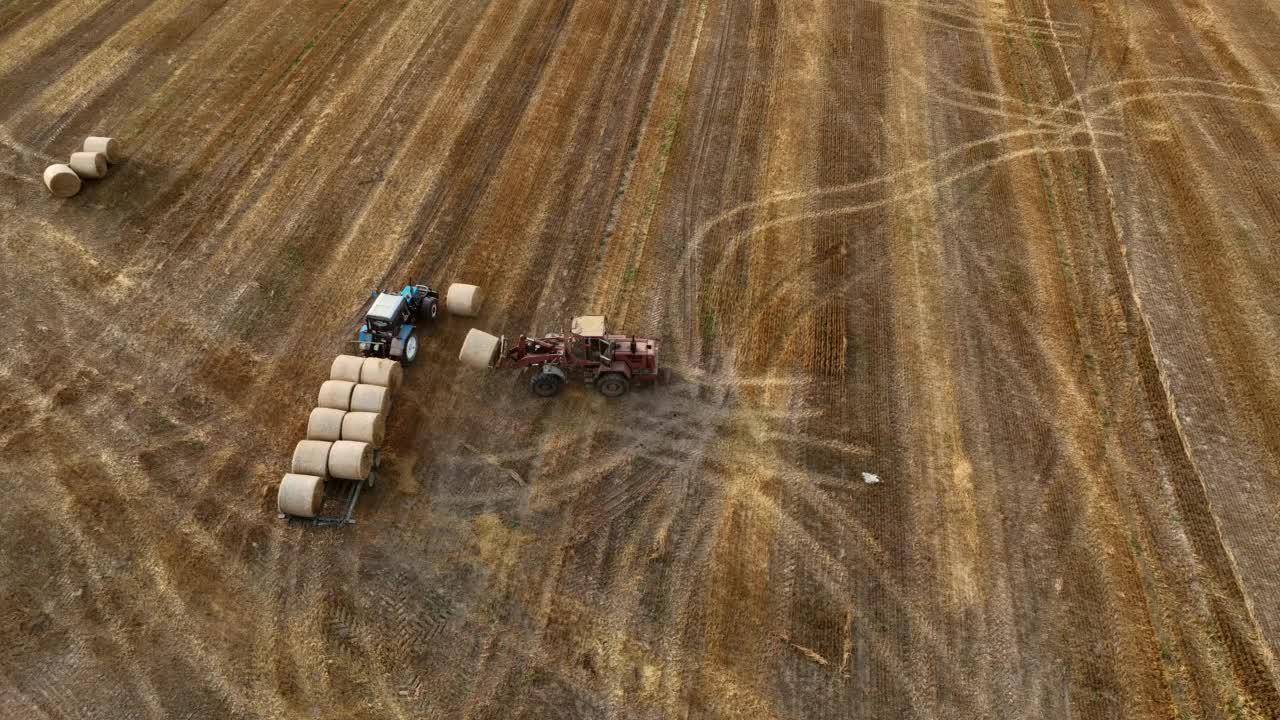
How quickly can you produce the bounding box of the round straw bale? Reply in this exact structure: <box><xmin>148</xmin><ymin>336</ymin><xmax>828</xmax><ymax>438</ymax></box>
<box><xmin>317</xmin><ymin>380</ymin><xmax>356</xmax><ymax>410</ymax></box>
<box><xmin>445</xmin><ymin>283</ymin><xmax>483</xmax><ymax>317</ymax></box>
<box><xmin>83</xmin><ymin>136</ymin><xmax>117</xmax><ymax>162</ymax></box>
<box><xmin>291</xmin><ymin>440</ymin><xmax>332</xmax><ymax>476</ymax></box>
<box><xmin>349</xmin><ymin>383</ymin><xmax>391</xmax><ymax>414</ymax></box>
<box><xmin>458</xmin><ymin>329</ymin><xmax>500</xmax><ymax>369</ymax></box>
<box><xmin>328</xmin><ymin>440</ymin><xmax>373</xmax><ymax>480</ymax></box>
<box><xmin>69</xmin><ymin>151</ymin><xmax>107</xmax><ymax>179</ymax></box>
<box><xmin>278</xmin><ymin>473</ymin><xmax>324</xmax><ymax>517</ymax></box>
<box><xmin>306</xmin><ymin>408</ymin><xmax>346</xmax><ymax>441</ymax></box>
<box><xmin>359</xmin><ymin>357</ymin><xmax>402</xmax><ymax>389</ymax></box>
<box><xmin>330</xmin><ymin>354</ymin><xmax>365</xmax><ymax>382</ymax></box>
<box><xmin>340</xmin><ymin>411</ymin><xmax>385</xmax><ymax>447</ymax></box>
<box><xmin>43</xmin><ymin>164</ymin><xmax>81</xmax><ymax>197</ymax></box>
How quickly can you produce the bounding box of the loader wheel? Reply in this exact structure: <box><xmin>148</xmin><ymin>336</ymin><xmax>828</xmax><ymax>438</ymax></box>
<box><xmin>401</xmin><ymin>332</ymin><xmax>419</xmax><ymax>366</ymax></box>
<box><xmin>530</xmin><ymin>371</ymin><xmax>563</xmax><ymax>398</ymax></box>
<box><xmin>596</xmin><ymin>373</ymin><xmax>629</xmax><ymax>398</ymax></box>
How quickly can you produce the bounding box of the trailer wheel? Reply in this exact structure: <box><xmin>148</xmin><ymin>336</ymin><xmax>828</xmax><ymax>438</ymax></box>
<box><xmin>596</xmin><ymin>373</ymin><xmax>629</xmax><ymax>398</ymax></box>
<box><xmin>401</xmin><ymin>332</ymin><xmax>419</xmax><ymax>366</ymax></box>
<box><xmin>530</xmin><ymin>371</ymin><xmax>563</xmax><ymax>397</ymax></box>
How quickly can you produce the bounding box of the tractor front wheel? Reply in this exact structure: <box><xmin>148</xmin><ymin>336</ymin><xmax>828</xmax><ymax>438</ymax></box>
<box><xmin>422</xmin><ymin>298</ymin><xmax>439</xmax><ymax>321</ymax></box>
<box><xmin>530</xmin><ymin>371</ymin><xmax>564</xmax><ymax>398</ymax></box>
<box><xmin>401</xmin><ymin>332</ymin><xmax>420</xmax><ymax>366</ymax></box>
<box><xmin>596</xmin><ymin>373</ymin><xmax>629</xmax><ymax>398</ymax></box>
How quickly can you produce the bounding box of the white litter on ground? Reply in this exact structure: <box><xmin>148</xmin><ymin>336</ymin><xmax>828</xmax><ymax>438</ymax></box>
<box><xmin>862</xmin><ymin>472</ymin><xmax>881</xmax><ymax>484</ymax></box>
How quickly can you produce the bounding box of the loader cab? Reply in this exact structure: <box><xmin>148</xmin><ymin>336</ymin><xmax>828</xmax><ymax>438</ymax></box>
<box><xmin>568</xmin><ymin>336</ymin><xmax>613</xmax><ymax>365</ymax></box>
<box><xmin>568</xmin><ymin>316</ymin><xmax>612</xmax><ymax>365</ymax></box>
<box><xmin>571</xmin><ymin>315</ymin><xmax>607</xmax><ymax>337</ymax></box>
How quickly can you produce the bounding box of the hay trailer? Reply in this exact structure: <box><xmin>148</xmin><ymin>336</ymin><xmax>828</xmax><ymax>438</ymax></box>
<box><xmin>457</xmin><ymin>315</ymin><xmax>661</xmax><ymax>398</ymax></box>
<box><xmin>279</xmin><ymin>358</ymin><xmax>398</xmax><ymax>528</ymax></box>
<box><xmin>278</xmin><ymin>282</ymin><xmax>484</xmax><ymax>526</ymax></box>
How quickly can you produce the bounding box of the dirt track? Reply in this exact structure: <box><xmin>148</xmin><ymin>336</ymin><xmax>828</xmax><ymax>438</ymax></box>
<box><xmin>2</xmin><ymin>1</ymin><xmax>1278</xmax><ymax>718</ymax></box>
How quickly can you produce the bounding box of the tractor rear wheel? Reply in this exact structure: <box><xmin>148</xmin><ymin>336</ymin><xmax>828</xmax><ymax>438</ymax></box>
<box><xmin>530</xmin><ymin>371</ymin><xmax>563</xmax><ymax>397</ymax></box>
<box><xmin>596</xmin><ymin>373</ymin><xmax>629</xmax><ymax>398</ymax></box>
<box><xmin>401</xmin><ymin>332</ymin><xmax>419</xmax><ymax>366</ymax></box>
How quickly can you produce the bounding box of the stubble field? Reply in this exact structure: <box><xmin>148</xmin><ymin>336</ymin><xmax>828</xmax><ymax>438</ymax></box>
<box><xmin>1</xmin><ymin>1</ymin><xmax>1278</xmax><ymax>718</ymax></box>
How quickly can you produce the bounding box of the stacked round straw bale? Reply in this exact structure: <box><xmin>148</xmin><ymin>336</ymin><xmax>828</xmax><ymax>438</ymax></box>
<box><xmin>44</xmin><ymin>137</ymin><xmax>118</xmax><ymax>198</ymax></box>
<box><xmin>277</xmin><ymin>355</ymin><xmax>402</xmax><ymax>518</ymax></box>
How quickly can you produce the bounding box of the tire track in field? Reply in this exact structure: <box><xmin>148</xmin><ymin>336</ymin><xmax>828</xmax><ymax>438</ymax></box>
<box><xmin>0</xmin><ymin>368</ymin><xmax>274</xmax><ymax>714</ymax></box>
<box><xmin>682</xmin><ymin>83</ymin><xmax>1280</xmax><ymax>335</ymax></box>
<box><xmin>30</xmin><ymin>0</ymin><xmax>463</xmax><ymax>404</ymax></box>
<box><xmin>1018</xmin><ymin>0</ymin><xmax>1280</xmax><ymax>709</ymax></box>
<box><xmin>676</xmin><ymin>124</ymin><xmax>1093</xmax><ymax>296</ymax></box>
<box><xmin>660</xmin><ymin>0</ymin><xmax>782</xmax><ymax>367</ymax></box>
<box><xmin>774</xmin><ymin>6</ymin><xmax>891</xmax><ymax>708</ymax></box>
<box><xmin>141</xmin><ymin>0</ymin><xmax>385</xmax><ymax>268</ymax></box>
<box><xmin>0</xmin><ymin>222</ymin><xmax>326</xmax><ymax>715</ymax></box>
<box><xmin>901</xmin><ymin>70</ymin><xmax>1116</xmax><ymax>129</ymax></box>
<box><xmin>680</xmin><ymin>76</ymin><xmax>1279</xmax><ymax>257</ymax></box>
<box><xmin>192</xmin><ymin>0</ymin><xmax>474</xmax><ymax>342</ymax></box>
<box><xmin>586</xmin><ymin>0</ymin><xmax>708</xmax><ymax>338</ymax></box>
<box><xmin>863</xmin><ymin>0</ymin><xmax>1083</xmax><ymax>46</ymax></box>
<box><xmin>102</xmin><ymin>0</ymin><xmax>380</xmax><ymax>273</ymax></box>
<box><xmin>0</xmin><ymin>121</ymin><xmax>56</xmax><ymax>162</ymax></box>
<box><xmin>394</xmin><ymin>0</ymin><xmax>575</xmax><ymax>280</ymax></box>
<box><xmin>693</xmin><ymin>142</ymin><xmax>1121</xmax><ymax>325</ymax></box>
<box><xmin>595</xmin><ymin>1</ymin><xmax>685</xmax><ymax>254</ymax></box>
<box><xmin>688</xmin><ymin>89</ymin><xmax>1280</xmax><ymax>359</ymax></box>
<box><xmin>0</xmin><ymin>0</ymin><xmax>399</xmax><ymax>392</ymax></box>
<box><xmin>5</xmin><ymin>458</ymin><xmax>245</xmax><ymax>717</ymax></box>
<box><xmin>641</xmin><ymin>9</ymin><xmax>791</xmax><ymax>695</ymax></box>
<box><xmin>522</xmin><ymin>2</ymin><xmax>683</xmax><ymax>326</ymax></box>
<box><xmin>0</xmin><ymin>0</ymin><xmax>153</xmax><ymax>107</ymax></box>
<box><xmin>0</xmin><ymin>0</ymin><xmax>60</xmax><ymax>42</ymax></box>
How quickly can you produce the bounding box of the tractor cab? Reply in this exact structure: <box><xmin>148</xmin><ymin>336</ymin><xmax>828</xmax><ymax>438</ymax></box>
<box><xmin>366</xmin><ymin>292</ymin><xmax>409</xmax><ymax>331</ymax></box>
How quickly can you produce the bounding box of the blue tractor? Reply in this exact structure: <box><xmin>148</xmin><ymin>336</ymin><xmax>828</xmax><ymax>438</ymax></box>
<box><xmin>355</xmin><ymin>281</ymin><xmax>484</xmax><ymax>366</ymax></box>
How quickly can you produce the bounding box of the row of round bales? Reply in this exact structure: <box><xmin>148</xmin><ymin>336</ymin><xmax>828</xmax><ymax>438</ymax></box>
<box><xmin>44</xmin><ymin>137</ymin><xmax>117</xmax><ymax>197</ymax></box>
<box><xmin>277</xmin><ymin>355</ymin><xmax>404</xmax><ymax>518</ymax></box>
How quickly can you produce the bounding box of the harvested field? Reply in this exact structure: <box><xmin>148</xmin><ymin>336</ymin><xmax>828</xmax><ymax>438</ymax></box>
<box><xmin>2</xmin><ymin>0</ymin><xmax>1278</xmax><ymax>718</ymax></box>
